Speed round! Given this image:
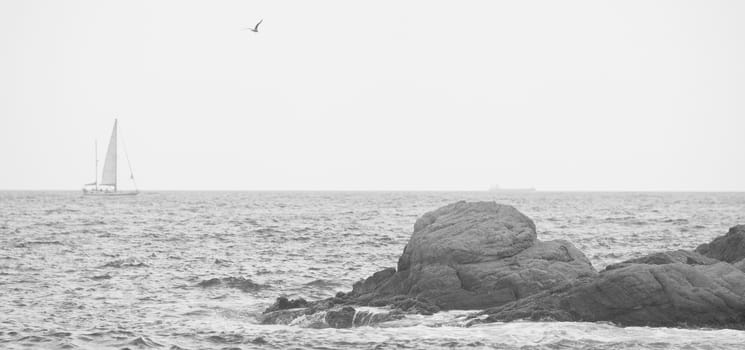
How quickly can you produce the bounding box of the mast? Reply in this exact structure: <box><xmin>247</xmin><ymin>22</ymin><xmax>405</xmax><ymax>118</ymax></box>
<box><xmin>94</xmin><ymin>139</ymin><xmax>98</xmax><ymax>191</ymax></box>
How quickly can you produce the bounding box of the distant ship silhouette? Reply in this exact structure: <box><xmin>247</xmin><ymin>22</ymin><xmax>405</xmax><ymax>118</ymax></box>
<box><xmin>488</xmin><ymin>185</ymin><xmax>536</xmax><ymax>193</ymax></box>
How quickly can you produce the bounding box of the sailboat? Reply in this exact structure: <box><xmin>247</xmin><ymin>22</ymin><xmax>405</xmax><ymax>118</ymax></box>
<box><xmin>82</xmin><ymin>119</ymin><xmax>139</xmax><ymax>196</ymax></box>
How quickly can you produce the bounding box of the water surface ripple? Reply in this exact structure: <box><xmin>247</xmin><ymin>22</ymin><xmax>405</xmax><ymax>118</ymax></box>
<box><xmin>1</xmin><ymin>191</ymin><xmax>744</xmax><ymax>349</ymax></box>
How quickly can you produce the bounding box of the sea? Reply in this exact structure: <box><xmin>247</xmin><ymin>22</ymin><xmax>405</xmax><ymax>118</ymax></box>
<box><xmin>1</xmin><ymin>191</ymin><xmax>745</xmax><ymax>349</ymax></box>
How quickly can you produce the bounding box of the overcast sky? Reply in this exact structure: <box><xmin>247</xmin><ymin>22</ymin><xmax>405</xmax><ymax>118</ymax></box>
<box><xmin>1</xmin><ymin>1</ymin><xmax>744</xmax><ymax>191</ymax></box>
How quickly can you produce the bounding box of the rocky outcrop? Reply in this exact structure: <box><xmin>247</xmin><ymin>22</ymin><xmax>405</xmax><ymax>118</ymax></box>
<box><xmin>477</xmin><ymin>261</ymin><xmax>745</xmax><ymax>328</ymax></box>
<box><xmin>345</xmin><ymin>201</ymin><xmax>596</xmax><ymax>310</ymax></box>
<box><xmin>478</xmin><ymin>228</ymin><xmax>745</xmax><ymax>329</ymax></box>
<box><xmin>259</xmin><ymin>201</ymin><xmax>745</xmax><ymax>330</ymax></box>
<box><xmin>696</xmin><ymin>225</ymin><xmax>745</xmax><ymax>263</ymax></box>
<box><xmin>260</xmin><ymin>201</ymin><xmax>596</xmax><ymax>327</ymax></box>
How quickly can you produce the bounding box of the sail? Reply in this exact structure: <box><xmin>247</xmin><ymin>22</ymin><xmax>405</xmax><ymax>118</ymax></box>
<box><xmin>100</xmin><ymin>120</ymin><xmax>118</xmax><ymax>187</ymax></box>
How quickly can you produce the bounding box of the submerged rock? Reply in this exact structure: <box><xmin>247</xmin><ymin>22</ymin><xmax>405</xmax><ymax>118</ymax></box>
<box><xmin>263</xmin><ymin>297</ymin><xmax>310</xmax><ymax>313</ymax></box>
<box><xmin>258</xmin><ymin>305</ymin><xmax>404</xmax><ymax>328</ymax></box>
<box><xmin>259</xmin><ymin>308</ymin><xmax>309</xmax><ymax>325</ymax></box>
<box><xmin>197</xmin><ymin>276</ymin><xmax>266</xmax><ymax>292</ymax></box>
<box><xmin>695</xmin><ymin>225</ymin><xmax>745</xmax><ymax>263</ymax></box>
<box><xmin>325</xmin><ymin>306</ymin><xmax>356</xmax><ymax>328</ymax></box>
<box><xmin>352</xmin><ymin>309</ymin><xmax>405</xmax><ymax>326</ymax></box>
<box><xmin>251</xmin><ymin>337</ymin><xmax>268</xmax><ymax>345</ymax></box>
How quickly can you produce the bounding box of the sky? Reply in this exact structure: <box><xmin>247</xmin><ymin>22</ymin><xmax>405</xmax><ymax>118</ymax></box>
<box><xmin>1</xmin><ymin>1</ymin><xmax>744</xmax><ymax>191</ymax></box>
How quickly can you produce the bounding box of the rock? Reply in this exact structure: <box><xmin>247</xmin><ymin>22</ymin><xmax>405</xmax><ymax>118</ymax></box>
<box><xmin>735</xmin><ymin>260</ymin><xmax>745</xmax><ymax>273</ymax></box>
<box><xmin>366</xmin><ymin>295</ymin><xmax>440</xmax><ymax>315</ymax></box>
<box><xmin>324</xmin><ymin>306</ymin><xmax>356</xmax><ymax>328</ymax></box>
<box><xmin>569</xmin><ymin>262</ymin><xmax>745</xmax><ymax>327</ymax></box>
<box><xmin>480</xmin><ymin>260</ymin><xmax>745</xmax><ymax>328</ymax></box>
<box><xmin>251</xmin><ymin>337</ymin><xmax>268</xmax><ymax>345</ymax></box>
<box><xmin>605</xmin><ymin>250</ymin><xmax>719</xmax><ymax>271</ymax></box>
<box><xmin>696</xmin><ymin>225</ymin><xmax>745</xmax><ymax>263</ymax></box>
<box><xmin>352</xmin><ymin>267</ymin><xmax>395</xmax><ymax>296</ymax></box>
<box><xmin>352</xmin><ymin>309</ymin><xmax>405</xmax><ymax>326</ymax></box>
<box><xmin>348</xmin><ymin>201</ymin><xmax>596</xmax><ymax>310</ymax></box>
<box><xmin>197</xmin><ymin>276</ymin><xmax>266</xmax><ymax>292</ymax></box>
<box><xmin>398</xmin><ymin>201</ymin><xmax>537</xmax><ymax>270</ymax></box>
<box><xmin>473</xmin><ymin>278</ymin><xmax>587</xmax><ymax>324</ymax></box>
<box><xmin>258</xmin><ymin>308</ymin><xmax>309</xmax><ymax>325</ymax></box>
<box><xmin>260</xmin><ymin>305</ymin><xmax>406</xmax><ymax>328</ymax></box>
<box><xmin>263</xmin><ymin>297</ymin><xmax>309</xmax><ymax>314</ymax></box>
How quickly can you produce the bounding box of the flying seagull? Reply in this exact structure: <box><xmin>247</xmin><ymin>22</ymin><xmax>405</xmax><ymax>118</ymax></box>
<box><xmin>244</xmin><ymin>19</ymin><xmax>263</xmax><ymax>33</ymax></box>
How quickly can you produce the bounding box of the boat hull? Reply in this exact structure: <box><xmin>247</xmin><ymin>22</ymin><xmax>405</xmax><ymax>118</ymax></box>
<box><xmin>82</xmin><ymin>190</ymin><xmax>139</xmax><ymax>196</ymax></box>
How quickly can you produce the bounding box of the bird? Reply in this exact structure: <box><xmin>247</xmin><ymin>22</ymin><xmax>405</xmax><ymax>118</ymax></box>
<box><xmin>243</xmin><ymin>19</ymin><xmax>263</xmax><ymax>33</ymax></box>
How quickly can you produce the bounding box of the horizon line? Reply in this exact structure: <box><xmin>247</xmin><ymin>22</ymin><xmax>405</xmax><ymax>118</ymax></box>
<box><xmin>2</xmin><ymin>188</ymin><xmax>745</xmax><ymax>193</ymax></box>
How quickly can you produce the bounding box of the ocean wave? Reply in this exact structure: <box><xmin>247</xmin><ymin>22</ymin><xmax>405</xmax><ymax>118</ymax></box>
<box><xmin>204</xmin><ymin>333</ymin><xmax>268</xmax><ymax>346</ymax></box>
<box><xmin>206</xmin><ymin>333</ymin><xmax>244</xmax><ymax>344</ymax></box>
<box><xmin>126</xmin><ymin>335</ymin><xmax>163</xmax><ymax>348</ymax></box>
<box><xmin>251</xmin><ymin>227</ymin><xmax>285</xmax><ymax>235</ymax></box>
<box><xmin>662</xmin><ymin>218</ymin><xmax>689</xmax><ymax>224</ymax></box>
<box><xmin>82</xmin><ymin>219</ymin><xmax>106</xmax><ymax>226</ymax></box>
<box><xmin>101</xmin><ymin>257</ymin><xmax>148</xmax><ymax>268</ymax></box>
<box><xmin>44</xmin><ymin>208</ymin><xmax>80</xmax><ymax>215</ymax></box>
<box><xmin>14</xmin><ymin>240</ymin><xmax>64</xmax><ymax>248</ymax></box>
